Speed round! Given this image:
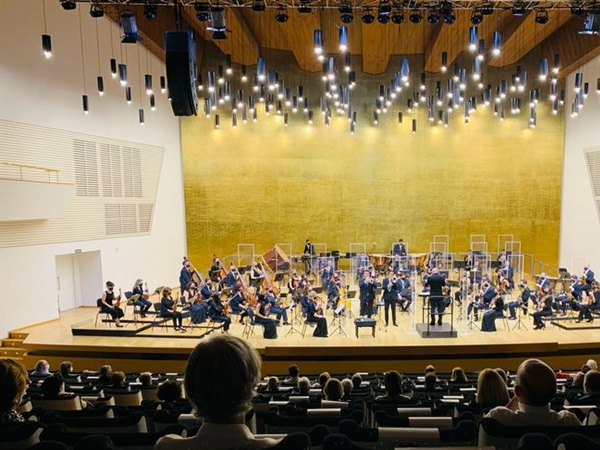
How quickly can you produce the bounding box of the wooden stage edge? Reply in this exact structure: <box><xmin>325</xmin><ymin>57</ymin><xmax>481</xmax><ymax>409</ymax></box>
<box><xmin>12</xmin><ymin>307</ymin><xmax>600</xmax><ymax>376</ymax></box>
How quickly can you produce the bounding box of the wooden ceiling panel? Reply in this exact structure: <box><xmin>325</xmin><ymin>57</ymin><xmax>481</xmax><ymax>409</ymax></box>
<box><xmin>275</xmin><ymin>10</ymin><xmax>321</xmax><ymax>72</ymax></box>
<box><xmin>242</xmin><ymin>9</ymin><xmax>288</xmax><ymax>50</ymax></box>
<box><xmin>362</xmin><ymin>21</ymin><xmax>400</xmax><ymax>74</ymax></box>
<box><xmin>423</xmin><ymin>10</ymin><xmax>471</xmax><ymax>73</ymax></box>
<box><xmin>394</xmin><ymin>21</ymin><xmax>428</xmax><ymax>56</ymax></box>
<box><xmin>488</xmin><ymin>11</ymin><xmax>573</xmax><ymax>68</ymax></box>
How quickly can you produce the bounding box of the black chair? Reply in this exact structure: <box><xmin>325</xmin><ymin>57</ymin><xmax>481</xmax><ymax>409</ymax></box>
<box><xmin>322</xmin><ymin>433</ymin><xmax>373</xmax><ymax>450</ymax></box>
<box><xmin>29</xmin><ymin>441</ymin><xmax>70</xmax><ymax>450</ymax></box>
<box><xmin>514</xmin><ymin>432</ymin><xmax>554</xmax><ymax>450</ymax></box>
<box><xmin>269</xmin><ymin>432</ymin><xmax>311</xmax><ymax>450</ymax></box>
<box><xmin>555</xmin><ymin>432</ymin><xmax>600</xmax><ymax>450</ymax></box>
<box><xmin>0</xmin><ymin>421</ymin><xmax>45</xmax><ymax>450</ymax></box>
<box><xmin>73</xmin><ymin>435</ymin><xmax>116</xmax><ymax>450</ymax></box>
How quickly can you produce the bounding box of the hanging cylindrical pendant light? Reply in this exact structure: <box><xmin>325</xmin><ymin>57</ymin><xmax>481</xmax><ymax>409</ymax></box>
<box><xmin>469</xmin><ymin>26</ymin><xmax>478</xmax><ymax>52</ymax></box>
<box><xmin>339</xmin><ymin>26</ymin><xmax>348</xmax><ymax>52</ymax></box>
<box><xmin>97</xmin><ymin>76</ymin><xmax>104</xmax><ymax>96</ymax></box>
<box><xmin>82</xmin><ymin>94</ymin><xmax>89</xmax><ymax>114</ymax></box>
<box><xmin>492</xmin><ymin>31</ymin><xmax>501</xmax><ymax>56</ymax></box>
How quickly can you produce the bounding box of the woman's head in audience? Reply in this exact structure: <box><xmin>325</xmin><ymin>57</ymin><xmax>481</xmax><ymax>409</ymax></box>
<box><xmin>424</xmin><ymin>372</ymin><xmax>437</xmax><ymax>389</ymax></box>
<box><xmin>581</xmin><ymin>365</ymin><xmax>591</xmax><ymax>374</ymax></box>
<box><xmin>157</xmin><ymin>379</ymin><xmax>183</xmax><ymax>402</ymax></box>
<box><xmin>41</xmin><ymin>373</ymin><xmax>64</xmax><ymax>397</ymax></box>
<box><xmin>384</xmin><ymin>370</ymin><xmax>403</xmax><ymax>396</ymax></box>
<box><xmin>341</xmin><ymin>378</ymin><xmax>352</xmax><ymax>397</ymax></box>
<box><xmin>267</xmin><ymin>376</ymin><xmax>280</xmax><ymax>392</ymax></box>
<box><xmin>59</xmin><ymin>361</ymin><xmax>73</xmax><ymax>378</ymax></box>
<box><xmin>298</xmin><ymin>377</ymin><xmax>311</xmax><ymax>395</ymax></box>
<box><xmin>139</xmin><ymin>372</ymin><xmax>153</xmax><ymax>386</ymax></box>
<box><xmin>323</xmin><ymin>378</ymin><xmax>343</xmax><ymax>401</ymax></box>
<box><xmin>351</xmin><ymin>373</ymin><xmax>363</xmax><ymax>389</ymax></box>
<box><xmin>0</xmin><ymin>359</ymin><xmax>28</xmax><ymax>415</ymax></box>
<box><xmin>318</xmin><ymin>372</ymin><xmax>331</xmax><ymax>388</ymax></box>
<box><xmin>586</xmin><ymin>359</ymin><xmax>598</xmax><ymax>371</ymax></box>
<box><xmin>185</xmin><ymin>335</ymin><xmax>261</xmax><ymax>422</ymax></box>
<box><xmin>450</xmin><ymin>367</ymin><xmax>468</xmax><ymax>383</ymax></box>
<box><xmin>494</xmin><ymin>368</ymin><xmax>508</xmax><ymax>385</ymax></box>
<box><xmin>476</xmin><ymin>368</ymin><xmax>509</xmax><ymax>408</ymax></box>
<box><xmin>111</xmin><ymin>371</ymin><xmax>126</xmax><ymax>387</ymax></box>
<box><xmin>33</xmin><ymin>359</ymin><xmax>50</xmax><ymax>376</ymax></box>
<box><xmin>424</xmin><ymin>364</ymin><xmax>436</xmax><ymax>374</ymax></box>
<box><xmin>584</xmin><ymin>370</ymin><xmax>600</xmax><ymax>394</ymax></box>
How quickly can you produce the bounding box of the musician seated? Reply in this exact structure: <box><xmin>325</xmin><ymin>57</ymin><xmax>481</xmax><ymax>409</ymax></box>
<box><xmin>200</xmin><ymin>279</ymin><xmax>215</xmax><ymax>300</ymax></box>
<box><xmin>574</xmin><ymin>285</ymin><xmax>600</xmax><ymax>323</ymax></box>
<box><xmin>209</xmin><ymin>257</ymin><xmax>221</xmax><ymax>282</ymax></box>
<box><xmin>208</xmin><ymin>293</ymin><xmax>231</xmax><ymax>333</ymax></box>
<box><xmin>190</xmin><ymin>295</ymin><xmax>207</xmax><ymax>324</ymax></box>
<box><xmin>532</xmin><ymin>295</ymin><xmax>553</xmax><ymax>330</ymax></box>
<box><xmin>253</xmin><ymin>294</ymin><xmax>278</xmax><ymax>339</ymax></box>
<box><xmin>248</xmin><ymin>262</ymin><xmax>263</xmax><ymax>291</ymax></box>
<box><xmin>481</xmin><ymin>297</ymin><xmax>506</xmax><ymax>332</ymax></box>
<box><xmin>508</xmin><ymin>280</ymin><xmax>532</xmax><ymax>319</ymax></box>
<box><xmin>101</xmin><ymin>281</ymin><xmax>124</xmax><ymax>327</ymax></box>
<box><xmin>467</xmin><ymin>283</ymin><xmax>495</xmax><ymax>321</ymax></box>
<box><xmin>228</xmin><ymin>284</ymin><xmax>249</xmax><ymax>323</ymax></box>
<box><xmin>160</xmin><ymin>287</ymin><xmax>185</xmax><ymax>332</ymax></box>
<box><xmin>306</xmin><ymin>290</ymin><xmax>328</xmax><ymax>337</ymax></box>
<box><xmin>132</xmin><ymin>278</ymin><xmax>152</xmax><ymax>317</ymax></box>
<box><xmin>397</xmin><ymin>272</ymin><xmax>412</xmax><ymax>312</ymax></box>
<box><xmin>326</xmin><ymin>274</ymin><xmax>341</xmax><ymax>310</ymax></box>
<box><xmin>265</xmin><ymin>287</ymin><xmax>289</xmax><ymax>325</ymax></box>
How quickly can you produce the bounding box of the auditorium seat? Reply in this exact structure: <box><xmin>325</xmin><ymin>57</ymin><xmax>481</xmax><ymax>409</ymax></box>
<box><xmin>556</xmin><ymin>432</ymin><xmax>600</xmax><ymax>450</ymax></box>
<box><xmin>30</xmin><ymin>394</ymin><xmax>83</xmax><ymax>411</ymax></box>
<box><xmin>0</xmin><ymin>421</ymin><xmax>45</xmax><ymax>450</ymax></box>
<box><xmin>41</xmin><ymin>411</ymin><xmax>148</xmax><ymax>434</ymax></box>
<box><xmin>103</xmin><ymin>389</ymin><xmax>143</xmax><ymax>407</ymax></box>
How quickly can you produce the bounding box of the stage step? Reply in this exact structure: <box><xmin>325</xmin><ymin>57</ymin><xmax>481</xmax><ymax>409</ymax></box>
<box><xmin>9</xmin><ymin>331</ymin><xmax>29</xmax><ymax>340</ymax></box>
<box><xmin>2</xmin><ymin>338</ymin><xmax>24</xmax><ymax>347</ymax></box>
<box><xmin>0</xmin><ymin>347</ymin><xmax>27</xmax><ymax>358</ymax></box>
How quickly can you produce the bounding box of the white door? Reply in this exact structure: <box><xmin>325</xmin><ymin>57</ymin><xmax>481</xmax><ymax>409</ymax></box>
<box><xmin>55</xmin><ymin>254</ymin><xmax>76</xmax><ymax>312</ymax></box>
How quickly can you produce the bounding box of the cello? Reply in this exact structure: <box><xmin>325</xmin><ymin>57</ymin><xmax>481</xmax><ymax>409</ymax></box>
<box><xmin>235</xmin><ymin>264</ymin><xmax>257</xmax><ymax>307</ymax></box>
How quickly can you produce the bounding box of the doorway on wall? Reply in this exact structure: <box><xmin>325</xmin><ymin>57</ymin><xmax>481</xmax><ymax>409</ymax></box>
<box><xmin>55</xmin><ymin>251</ymin><xmax>102</xmax><ymax>312</ymax></box>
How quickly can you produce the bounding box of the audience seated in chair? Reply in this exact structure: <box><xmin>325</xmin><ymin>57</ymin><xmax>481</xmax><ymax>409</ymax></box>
<box><xmin>470</xmin><ymin>368</ymin><xmax>509</xmax><ymax>409</ymax></box>
<box><xmin>376</xmin><ymin>370</ymin><xmax>412</xmax><ymax>403</ymax></box>
<box><xmin>95</xmin><ymin>365</ymin><xmax>113</xmax><ymax>386</ymax></box>
<box><xmin>0</xmin><ymin>358</ymin><xmax>28</xmax><ymax>424</ymax></box>
<box><xmin>449</xmin><ymin>366</ymin><xmax>469</xmax><ymax>384</ymax></box>
<box><xmin>155</xmin><ymin>335</ymin><xmax>283</xmax><ymax>450</ymax></box>
<box><xmin>283</xmin><ymin>364</ymin><xmax>300</xmax><ymax>387</ymax></box>
<box><xmin>485</xmin><ymin>358</ymin><xmax>581</xmax><ymax>426</ymax></box>
<box><xmin>157</xmin><ymin>379</ymin><xmax>184</xmax><ymax>404</ymax></box>
<box><xmin>31</xmin><ymin>359</ymin><xmax>51</xmax><ymax>378</ymax></box>
<box><xmin>110</xmin><ymin>371</ymin><xmax>127</xmax><ymax>388</ymax></box>
<box><xmin>341</xmin><ymin>379</ymin><xmax>353</xmax><ymax>399</ymax></box>
<box><xmin>297</xmin><ymin>377</ymin><xmax>311</xmax><ymax>396</ymax></box>
<box><xmin>323</xmin><ymin>378</ymin><xmax>343</xmax><ymax>401</ymax></box>
<box><xmin>568</xmin><ymin>369</ymin><xmax>600</xmax><ymax>405</ymax></box>
<box><xmin>41</xmin><ymin>374</ymin><xmax>87</xmax><ymax>410</ymax></box>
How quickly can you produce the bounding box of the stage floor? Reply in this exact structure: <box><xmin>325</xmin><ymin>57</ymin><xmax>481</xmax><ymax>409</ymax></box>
<box><xmin>13</xmin><ymin>300</ymin><xmax>600</xmax><ymax>375</ymax></box>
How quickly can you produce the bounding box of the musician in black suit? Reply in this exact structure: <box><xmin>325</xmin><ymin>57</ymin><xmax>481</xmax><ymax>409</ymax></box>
<box><xmin>508</xmin><ymin>280</ymin><xmax>531</xmax><ymax>319</ymax></box>
<box><xmin>583</xmin><ymin>265</ymin><xmax>595</xmax><ymax>291</ymax></box>
<box><xmin>303</xmin><ymin>239</ymin><xmax>315</xmax><ymax>274</ymax></box>
<box><xmin>381</xmin><ymin>270</ymin><xmax>399</xmax><ymax>326</ymax></box>
<box><xmin>160</xmin><ymin>287</ymin><xmax>185</xmax><ymax>332</ymax></box>
<box><xmin>179</xmin><ymin>259</ymin><xmax>193</xmax><ymax>296</ymax></box>
<box><xmin>481</xmin><ymin>296</ymin><xmax>505</xmax><ymax>332</ymax></box>
<box><xmin>101</xmin><ymin>281</ymin><xmax>124</xmax><ymax>327</ymax></box>
<box><xmin>321</xmin><ymin>262</ymin><xmax>334</xmax><ymax>290</ymax></box>
<box><xmin>327</xmin><ymin>273</ymin><xmax>341</xmax><ymax>309</ymax></box>
<box><xmin>359</xmin><ymin>270</ymin><xmax>377</xmax><ymax>318</ymax></box>
<box><xmin>208</xmin><ymin>293</ymin><xmax>231</xmax><ymax>332</ymax></box>
<box><xmin>424</xmin><ymin>268</ymin><xmax>446</xmax><ymax>326</ymax></box>
<box><xmin>391</xmin><ymin>239</ymin><xmax>407</xmax><ymax>257</ymax></box>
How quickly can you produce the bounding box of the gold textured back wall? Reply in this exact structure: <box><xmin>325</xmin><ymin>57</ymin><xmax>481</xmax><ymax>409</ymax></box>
<box><xmin>182</xmin><ymin>53</ymin><xmax>563</xmax><ymax>269</ymax></box>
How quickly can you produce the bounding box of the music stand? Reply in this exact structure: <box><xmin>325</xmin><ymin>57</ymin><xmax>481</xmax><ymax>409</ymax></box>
<box><xmin>345</xmin><ymin>290</ymin><xmax>357</xmax><ymax>319</ymax></box>
<box><xmin>491</xmin><ymin>261</ymin><xmax>502</xmax><ymax>269</ymax></box>
<box><xmin>329</xmin><ymin>304</ymin><xmax>347</xmax><ymax>336</ymax></box>
<box><xmin>453</xmin><ymin>261</ymin><xmax>466</xmax><ymax>269</ymax></box>
<box><xmin>154</xmin><ymin>286</ymin><xmax>165</xmax><ymax>296</ymax></box>
<box><xmin>313</xmin><ymin>286</ymin><xmax>324</xmax><ymax>294</ymax></box>
<box><xmin>512</xmin><ymin>300</ymin><xmax>528</xmax><ymax>331</ymax></box>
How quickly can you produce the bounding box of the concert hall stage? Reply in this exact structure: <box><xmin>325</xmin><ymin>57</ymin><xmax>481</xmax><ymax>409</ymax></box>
<box><xmin>10</xmin><ymin>305</ymin><xmax>600</xmax><ymax>376</ymax></box>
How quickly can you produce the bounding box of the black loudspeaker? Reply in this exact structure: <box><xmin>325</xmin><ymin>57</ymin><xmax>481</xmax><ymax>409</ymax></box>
<box><xmin>165</xmin><ymin>31</ymin><xmax>198</xmax><ymax>116</ymax></box>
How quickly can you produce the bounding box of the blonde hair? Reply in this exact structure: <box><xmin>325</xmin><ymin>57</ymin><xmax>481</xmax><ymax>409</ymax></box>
<box><xmin>476</xmin><ymin>368</ymin><xmax>509</xmax><ymax>408</ymax></box>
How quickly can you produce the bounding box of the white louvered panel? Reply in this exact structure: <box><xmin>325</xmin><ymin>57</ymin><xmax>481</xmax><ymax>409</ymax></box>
<box><xmin>0</xmin><ymin>119</ymin><xmax>164</xmax><ymax>248</ymax></box>
<box><xmin>100</xmin><ymin>142</ymin><xmax>113</xmax><ymax>197</ymax></box>
<box><xmin>585</xmin><ymin>149</ymin><xmax>600</xmax><ymax>197</ymax></box>
<box><xmin>105</xmin><ymin>204</ymin><xmax>122</xmax><ymax>235</ymax></box>
<box><xmin>111</xmin><ymin>145</ymin><xmax>123</xmax><ymax>198</ymax></box>
<box><xmin>138</xmin><ymin>203</ymin><xmax>154</xmax><ymax>233</ymax></box>
<box><xmin>123</xmin><ymin>146</ymin><xmax>134</xmax><ymax>198</ymax></box>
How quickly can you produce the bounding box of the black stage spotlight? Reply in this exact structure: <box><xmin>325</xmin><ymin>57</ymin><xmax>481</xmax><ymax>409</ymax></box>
<box><xmin>378</xmin><ymin>0</ymin><xmax>392</xmax><ymax>22</ymax></box>
<box><xmin>427</xmin><ymin>10</ymin><xmax>441</xmax><ymax>24</ymax></box>
<box><xmin>298</xmin><ymin>1</ymin><xmax>312</xmax><ymax>13</ymax></box>
<box><xmin>195</xmin><ymin>2</ymin><xmax>211</xmax><ymax>21</ymax></box>
<box><xmin>470</xmin><ymin>10</ymin><xmax>484</xmax><ymax>24</ymax></box>
<box><xmin>340</xmin><ymin>2</ymin><xmax>354</xmax><ymax>23</ymax></box>
<box><xmin>89</xmin><ymin>3</ymin><xmax>104</xmax><ymax>18</ymax></box>
<box><xmin>409</xmin><ymin>9</ymin><xmax>422</xmax><ymax>23</ymax></box>
<box><xmin>275</xmin><ymin>8</ymin><xmax>289</xmax><ymax>22</ymax></box>
<box><xmin>251</xmin><ymin>0</ymin><xmax>266</xmax><ymax>12</ymax></box>
<box><xmin>439</xmin><ymin>1</ymin><xmax>452</xmax><ymax>16</ymax></box>
<box><xmin>60</xmin><ymin>0</ymin><xmax>76</xmax><ymax>10</ymax></box>
<box><xmin>378</xmin><ymin>11</ymin><xmax>390</xmax><ymax>23</ymax></box>
<box><xmin>209</xmin><ymin>7</ymin><xmax>227</xmax><ymax>39</ymax></box>
<box><xmin>144</xmin><ymin>1</ymin><xmax>158</xmax><ymax>21</ymax></box>
<box><xmin>362</xmin><ymin>8</ymin><xmax>376</xmax><ymax>24</ymax></box>
<box><xmin>480</xmin><ymin>3</ymin><xmax>494</xmax><ymax>15</ymax></box>
<box><xmin>579</xmin><ymin>13</ymin><xmax>600</xmax><ymax>34</ymax></box>
<box><xmin>535</xmin><ymin>9</ymin><xmax>549</xmax><ymax>24</ymax></box>
<box><xmin>443</xmin><ymin>10</ymin><xmax>456</xmax><ymax>24</ymax></box>
<box><xmin>512</xmin><ymin>2</ymin><xmax>526</xmax><ymax>16</ymax></box>
<box><xmin>570</xmin><ymin>4</ymin><xmax>585</xmax><ymax>16</ymax></box>
<box><xmin>120</xmin><ymin>11</ymin><xmax>143</xmax><ymax>43</ymax></box>
<box><xmin>391</xmin><ymin>8</ymin><xmax>404</xmax><ymax>23</ymax></box>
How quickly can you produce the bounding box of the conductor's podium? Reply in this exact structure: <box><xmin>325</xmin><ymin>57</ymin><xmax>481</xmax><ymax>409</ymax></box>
<box><xmin>354</xmin><ymin>317</ymin><xmax>376</xmax><ymax>337</ymax></box>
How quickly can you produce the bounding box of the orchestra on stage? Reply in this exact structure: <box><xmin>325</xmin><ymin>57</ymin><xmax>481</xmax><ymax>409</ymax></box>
<box><xmin>98</xmin><ymin>239</ymin><xmax>599</xmax><ymax>337</ymax></box>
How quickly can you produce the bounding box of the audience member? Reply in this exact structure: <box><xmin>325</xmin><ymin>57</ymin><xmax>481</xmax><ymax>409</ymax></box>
<box><xmin>157</xmin><ymin>379</ymin><xmax>183</xmax><ymax>403</ymax></box>
<box><xmin>450</xmin><ymin>367</ymin><xmax>468</xmax><ymax>384</ymax></box>
<box><xmin>341</xmin><ymin>378</ymin><xmax>353</xmax><ymax>398</ymax></box>
<box><xmin>474</xmin><ymin>368</ymin><xmax>510</xmax><ymax>408</ymax></box>
<box><xmin>572</xmin><ymin>371</ymin><xmax>585</xmax><ymax>388</ymax></box>
<box><xmin>351</xmin><ymin>373</ymin><xmax>363</xmax><ymax>389</ymax></box>
<box><xmin>97</xmin><ymin>365</ymin><xmax>113</xmax><ymax>385</ymax></box>
<box><xmin>111</xmin><ymin>371</ymin><xmax>127</xmax><ymax>388</ymax></box>
<box><xmin>155</xmin><ymin>335</ymin><xmax>282</xmax><ymax>449</ymax></box>
<box><xmin>376</xmin><ymin>370</ymin><xmax>411</xmax><ymax>403</ymax></box>
<box><xmin>0</xmin><ymin>359</ymin><xmax>28</xmax><ymax>424</ymax></box>
<box><xmin>581</xmin><ymin>370</ymin><xmax>600</xmax><ymax>402</ymax></box>
<box><xmin>266</xmin><ymin>376</ymin><xmax>280</xmax><ymax>393</ymax></box>
<box><xmin>32</xmin><ymin>359</ymin><xmax>51</xmax><ymax>377</ymax></box>
<box><xmin>424</xmin><ymin>372</ymin><xmax>438</xmax><ymax>390</ymax></box>
<box><xmin>424</xmin><ymin>365</ymin><xmax>436</xmax><ymax>374</ymax></box>
<box><xmin>313</xmin><ymin>372</ymin><xmax>331</xmax><ymax>389</ymax></box>
<box><xmin>323</xmin><ymin>378</ymin><xmax>343</xmax><ymax>401</ymax></box>
<box><xmin>586</xmin><ymin>359</ymin><xmax>598</xmax><ymax>371</ymax></box>
<box><xmin>41</xmin><ymin>373</ymin><xmax>87</xmax><ymax>408</ymax></box>
<box><xmin>139</xmin><ymin>372</ymin><xmax>153</xmax><ymax>386</ymax></box>
<box><xmin>494</xmin><ymin>368</ymin><xmax>509</xmax><ymax>385</ymax></box>
<box><xmin>283</xmin><ymin>364</ymin><xmax>300</xmax><ymax>386</ymax></box>
<box><xmin>297</xmin><ymin>377</ymin><xmax>311</xmax><ymax>395</ymax></box>
<box><xmin>485</xmin><ymin>358</ymin><xmax>581</xmax><ymax>426</ymax></box>
<box><xmin>59</xmin><ymin>361</ymin><xmax>74</xmax><ymax>378</ymax></box>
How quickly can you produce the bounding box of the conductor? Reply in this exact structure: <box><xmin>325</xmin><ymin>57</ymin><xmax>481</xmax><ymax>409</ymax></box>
<box><xmin>424</xmin><ymin>267</ymin><xmax>446</xmax><ymax>326</ymax></box>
